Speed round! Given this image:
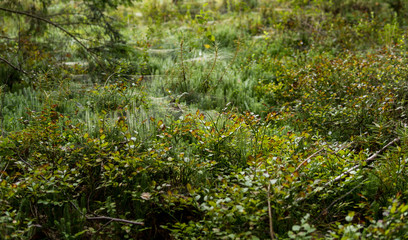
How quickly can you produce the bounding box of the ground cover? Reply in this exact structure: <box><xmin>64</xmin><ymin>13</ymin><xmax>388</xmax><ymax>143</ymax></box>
<box><xmin>1</xmin><ymin>0</ymin><xmax>408</xmax><ymax>239</ymax></box>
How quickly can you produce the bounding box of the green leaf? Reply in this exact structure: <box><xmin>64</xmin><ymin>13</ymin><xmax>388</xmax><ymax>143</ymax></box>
<box><xmin>400</xmin><ymin>204</ymin><xmax>408</xmax><ymax>213</ymax></box>
<box><xmin>346</xmin><ymin>211</ymin><xmax>355</xmax><ymax>222</ymax></box>
<box><xmin>292</xmin><ymin>225</ymin><xmax>301</xmax><ymax>231</ymax></box>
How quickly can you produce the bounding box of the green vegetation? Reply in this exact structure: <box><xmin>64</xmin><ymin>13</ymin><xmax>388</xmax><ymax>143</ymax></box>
<box><xmin>1</xmin><ymin>0</ymin><xmax>408</xmax><ymax>239</ymax></box>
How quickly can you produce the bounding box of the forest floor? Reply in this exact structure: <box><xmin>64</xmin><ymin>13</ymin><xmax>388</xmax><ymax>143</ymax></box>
<box><xmin>1</xmin><ymin>0</ymin><xmax>408</xmax><ymax>239</ymax></box>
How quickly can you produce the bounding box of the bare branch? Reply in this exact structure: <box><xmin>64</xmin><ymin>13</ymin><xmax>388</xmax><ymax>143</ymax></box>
<box><xmin>86</xmin><ymin>216</ymin><xmax>144</xmax><ymax>225</ymax></box>
<box><xmin>324</xmin><ymin>138</ymin><xmax>400</xmax><ymax>187</ymax></box>
<box><xmin>68</xmin><ymin>201</ymin><xmax>144</xmax><ymax>226</ymax></box>
<box><xmin>295</xmin><ymin>142</ymin><xmax>354</xmax><ymax>174</ymax></box>
<box><xmin>0</xmin><ymin>55</ymin><xmax>28</xmax><ymax>76</ymax></box>
<box><xmin>0</xmin><ymin>6</ymin><xmax>97</xmax><ymax>61</ymax></box>
<box><xmin>295</xmin><ymin>147</ymin><xmax>325</xmax><ymax>172</ymax></box>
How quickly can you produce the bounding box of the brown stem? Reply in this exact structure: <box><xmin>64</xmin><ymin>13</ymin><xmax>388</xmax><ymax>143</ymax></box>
<box><xmin>203</xmin><ymin>45</ymin><xmax>218</xmax><ymax>90</ymax></box>
<box><xmin>69</xmin><ymin>201</ymin><xmax>144</xmax><ymax>226</ymax></box>
<box><xmin>267</xmin><ymin>183</ymin><xmax>275</xmax><ymax>240</ymax></box>
<box><xmin>295</xmin><ymin>147</ymin><xmax>325</xmax><ymax>173</ymax></box>
<box><xmin>180</xmin><ymin>40</ymin><xmax>187</xmax><ymax>85</ymax></box>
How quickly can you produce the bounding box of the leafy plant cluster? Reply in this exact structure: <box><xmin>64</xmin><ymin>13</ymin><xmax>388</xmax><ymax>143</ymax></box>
<box><xmin>1</xmin><ymin>0</ymin><xmax>408</xmax><ymax>239</ymax></box>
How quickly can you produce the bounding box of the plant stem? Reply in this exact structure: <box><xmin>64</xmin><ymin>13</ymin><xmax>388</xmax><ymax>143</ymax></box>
<box><xmin>267</xmin><ymin>183</ymin><xmax>275</xmax><ymax>240</ymax></box>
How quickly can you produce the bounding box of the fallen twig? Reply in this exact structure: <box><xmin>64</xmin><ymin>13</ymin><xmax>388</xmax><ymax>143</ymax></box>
<box><xmin>324</xmin><ymin>138</ymin><xmax>400</xmax><ymax>187</ymax></box>
<box><xmin>295</xmin><ymin>142</ymin><xmax>353</xmax><ymax>173</ymax></box>
<box><xmin>86</xmin><ymin>216</ymin><xmax>144</xmax><ymax>225</ymax></box>
<box><xmin>69</xmin><ymin>200</ymin><xmax>144</xmax><ymax>226</ymax></box>
<box><xmin>295</xmin><ymin>147</ymin><xmax>325</xmax><ymax>172</ymax></box>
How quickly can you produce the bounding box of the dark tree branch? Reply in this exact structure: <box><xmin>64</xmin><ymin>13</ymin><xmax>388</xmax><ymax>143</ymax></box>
<box><xmin>0</xmin><ymin>6</ymin><xmax>102</xmax><ymax>64</ymax></box>
<box><xmin>0</xmin><ymin>55</ymin><xmax>28</xmax><ymax>76</ymax></box>
<box><xmin>56</xmin><ymin>21</ymin><xmax>99</xmax><ymax>26</ymax></box>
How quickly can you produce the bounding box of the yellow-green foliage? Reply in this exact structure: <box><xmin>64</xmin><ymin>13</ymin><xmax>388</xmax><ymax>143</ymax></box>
<box><xmin>1</xmin><ymin>0</ymin><xmax>408</xmax><ymax>239</ymax></box>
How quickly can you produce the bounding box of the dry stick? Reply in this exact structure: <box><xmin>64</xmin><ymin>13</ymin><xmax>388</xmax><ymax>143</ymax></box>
<box><xmin>295</xmin><ymin>147</ymin><xmax>325</xmax><ymax>172</ymax></box>
<box><xmin>0</xmin><ymin>35</ymin><xmax>17</xmax><ymax>40</ymax></box>
<box><xmin>324</xmin><ymin>138</ymin><xmax>400</xmax><ymax>188</ymax></box>
<box><xmin>17</xmin><ymin>152</ymin><xmax>37</xmax><ymax>174</ymax></box>
<box><xmin>69</xmin><ymin>200</ymin><xmax>144</xmax><ymax>226</ymax></box>
<box><xmin>179</xmin><ymin>40</ymin><xmax>187</xmax><ymax>84</ymax></box>
<box><xmin>86</xmin><ymin>216</ymin><xmax>144</xmax><ymax>225</ymax></box>
<box><xmin>295</xmin><ymin>139</ymin><xmax>399</xmax><ymax>205</ymax></box>
<box><xmin>0</xmin><ymin>7</ymin><xmax>88</xmax><ymax>52</ymax></box>
<box><xmin>295</xmin><ymin>142</ymin><xmax>353</xmax><ymax>173</ymax></box>
<box><xmin>94</xmin><ymin>219</ymin><xmax>114</xmax><ymax>234</ymax></box>
<box><xmin>213</xmin><ymin>40</ymin><xmax>240</xmax><ymax>91</ymax></box>
<box><xmin>103</xmin><ymin>71</ymin><xmax>117</xmax><ymax>87</ymax></box>
<box><xmin>267</xmin><ymin>183</ymin><xmax>275</xmax><ymax>240</ymax></box>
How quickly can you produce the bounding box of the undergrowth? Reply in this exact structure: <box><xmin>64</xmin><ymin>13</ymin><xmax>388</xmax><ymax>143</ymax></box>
<box><xmin>1</xmin><ymin>0</ymin><xmax>408</xmax><ymax>239</ymax></box>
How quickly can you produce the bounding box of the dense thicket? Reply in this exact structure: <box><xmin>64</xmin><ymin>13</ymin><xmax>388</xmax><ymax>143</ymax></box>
<box><xmin>1</xmin><ymin>0</ymin><xmax>408</xmax><ymax>239</ymax></box>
